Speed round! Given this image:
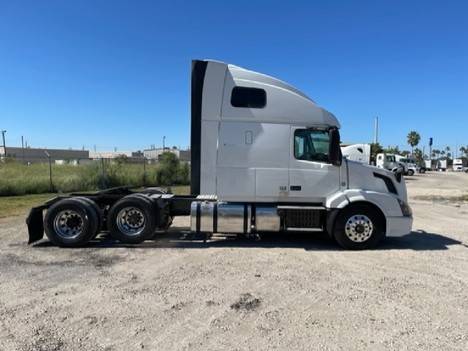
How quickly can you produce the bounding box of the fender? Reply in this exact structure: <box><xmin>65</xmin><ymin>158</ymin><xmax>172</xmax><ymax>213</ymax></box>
<box><xmin>326</xmin><ymin>189</ymin><xmax>403</xmax><ymax>217</ymax></box>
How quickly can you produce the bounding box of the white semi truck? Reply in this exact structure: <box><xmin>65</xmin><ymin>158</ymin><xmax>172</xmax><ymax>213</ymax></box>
<box><xmin>376</xmin><ymin>153</ymin><xmax>403</xmax><ymax>172</ymax></box>
<box><xmin>341</xmin><ymin>143</ymin><xmax>371</xmax><ymax>164</ymax></box>
<box><xmin>27</xmin><ymin>60</ymin><xmax>413</xmax><ymax>250</ymax></box>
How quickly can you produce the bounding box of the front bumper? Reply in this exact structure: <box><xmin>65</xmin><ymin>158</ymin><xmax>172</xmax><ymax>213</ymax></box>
<box><xmin>386</xmin><ymin>215</ymin><xmax>413</xmax><ymax>237</ymax></box>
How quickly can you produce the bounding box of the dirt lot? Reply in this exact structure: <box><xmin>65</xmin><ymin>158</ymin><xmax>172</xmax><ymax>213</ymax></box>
<box><xmin>1</xmin><ymin>171</ymin><xmax>467</xmax><ymax>351</ymax></box>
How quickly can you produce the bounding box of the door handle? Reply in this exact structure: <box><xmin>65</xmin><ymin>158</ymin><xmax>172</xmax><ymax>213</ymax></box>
<box><xmin>290</xmin><ymin>186</ymin><xmax>302</xmax><ymax>191</ymax></box>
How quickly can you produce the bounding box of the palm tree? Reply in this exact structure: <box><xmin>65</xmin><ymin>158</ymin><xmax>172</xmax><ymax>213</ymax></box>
<box><xmin>460</xmin><ymin>146</ymin><xmax>466</xmax><ymax>158</ymax></box>
<box><xmin>407</xmin><ymin>131</ymin><xmax>421</xmax><ymax>156</ymax></box>
<box><xmin>445</xmin><ymin>146</ymin><xmax>451</xmax><ymax>159</ymax></box>
<box><xmin>414</xmin><ymin>148</ymin><xmax>423</xmax><ymax>162</ymax></box>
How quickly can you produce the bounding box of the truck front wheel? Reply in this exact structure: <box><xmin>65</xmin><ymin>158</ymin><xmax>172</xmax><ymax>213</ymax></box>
<box><xmin>107</xmin><ymin>195</ymin><xmax>157</xmax><ymax>244</ymax></box>
<box><xmin>333</xmin><ymin>204</ymin><xmax>384</xmax><ymax>250</ymax></box>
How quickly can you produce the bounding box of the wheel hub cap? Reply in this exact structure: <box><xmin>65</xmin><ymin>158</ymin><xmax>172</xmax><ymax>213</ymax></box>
<box><xmin>116</xmin><ymin>207</ymin><xmax>146</xmax><ymax>236</ymax></box>
<box><xmin>345</xmin><ymin>215</ymin><xmax>373</xmax><ymax>242</ymax></box>
<box><xmin>54</xmin><ymin>210</ymin><xmax>84</xmax><ymax>239</ymax></box>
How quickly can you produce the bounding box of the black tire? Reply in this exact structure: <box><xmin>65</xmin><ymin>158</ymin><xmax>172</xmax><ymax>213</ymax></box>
<box><xmin>44</xmin><ymin>198</ymin><xmax>99</xmax><ymax>247</ymax></box>
<box><xmin>75</xmin><ymin>197</ymin><xmax>103</xmax><ymax>238</ymax></box>
<box><xmin>407</xmin><ymin>169</ymin><xmax>414</xmax><ymax>176</ymax></box>
<box><xmin>333</xmin><ymin>204</ymin><xmax>384</xmax><ymax>250</ymax></box>
<box><xmin>419</xmin><ymin>168</ymin><xmax>426</xmax><ymax>174</ymax></box>
<box><xmin>107</xmin><ymin>194</ymin><xmax>158</xmax><ymax>244</ymax></box>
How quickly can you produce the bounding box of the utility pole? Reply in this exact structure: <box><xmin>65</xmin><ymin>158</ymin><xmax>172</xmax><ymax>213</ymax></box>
<box><xmin>373</xmin><ymin>117</ymin><xmax>378</xmax><ymax>144</ymax></box>
<box><xmin>163</xmin><ymin>136</ymin><xmax>166</xmax><ymax>150</ymax></box>
<box><xmin>1</xmin><ymin>130</ymin><xmax>6</xmax><ymax>158</ymax></box>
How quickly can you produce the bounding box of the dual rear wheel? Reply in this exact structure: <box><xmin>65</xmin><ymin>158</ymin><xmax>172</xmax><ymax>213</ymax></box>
<box><xmin>44</xmin><ymin>194</ymin><xmax>159</xmax><ymax>247</ymax></box>
<box><xmin>44</xmin><ymin>197</ymin><xmax>101</xmax><ymax>247</ymax></box>
<box><xmin>106</xmin><ymin>194</ymin><xmax>158</xmax><ymax>244</ymax></box>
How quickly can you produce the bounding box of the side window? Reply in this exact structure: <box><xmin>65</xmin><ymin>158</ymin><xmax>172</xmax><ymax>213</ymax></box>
<box><xmin>294</xmin><ymin>129</ymin><xmax>330</xmax><ymax>162</ymax></box>
<box><xmin>231</xmin><ymin>87</ymin><xmax>266</xmax><ymax>108</ymax></box>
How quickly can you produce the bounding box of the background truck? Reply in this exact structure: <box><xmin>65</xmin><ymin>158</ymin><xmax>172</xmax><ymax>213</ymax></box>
<box><xmin>376</xmin><ymin>153</ymin><xmax>406</xmax><ymax>173</ymax></box>
<box><xmin>341</xmin><ymin>143</ymin><xmax>371</xmax><ymax>164</ymax></box>
<box><xmin>452</xmin><ymin>158</ymin><xmax>468</xmax><ymax>172</ymax></box>
<box><xmin>394</xmin><ymin>155</ymin><xmax>426</xmax><ymax>175</ymax></box>
<box><xmin>27</xmin><ymin>60</ymin><xmax>413</xmax><ymax>250</ymax></box>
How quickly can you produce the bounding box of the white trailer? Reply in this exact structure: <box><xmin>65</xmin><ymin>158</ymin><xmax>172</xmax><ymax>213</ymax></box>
<box><xmin>341</xmin><ymin>143</ymin><xmax>371</xmax><ymax>164</ymax></box>
<box><xmin>27</xmin><ymin>60</ymin><xmax>413</xmax><ymax>250</ymax></box>
<box><xmin>438</xmin><ymin>159</ymin><xmax>447</xmax><ymax>171</ymax></box>
<box><xmin>453</xmin><ymin>159</ymin><xmax>464</xmax><ymax>171</ymax></box>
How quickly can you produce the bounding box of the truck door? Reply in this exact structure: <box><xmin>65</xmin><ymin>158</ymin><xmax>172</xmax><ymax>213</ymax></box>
<box><xmin>289</xmin><ymin>127</ymin><xmax>341</xmax><ymax>202</ymax></box>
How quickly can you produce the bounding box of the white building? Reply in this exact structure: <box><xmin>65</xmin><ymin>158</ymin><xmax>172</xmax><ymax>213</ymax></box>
<box><xmin>0</xmin><ymin>146</ymin><xmax>89</xmax><ymax>163</ymax></box>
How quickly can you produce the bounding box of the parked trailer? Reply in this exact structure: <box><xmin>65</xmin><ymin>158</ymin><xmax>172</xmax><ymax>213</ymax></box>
<box><xmin>341</xmin><ymin>143</ymin><xmax>371</xmax><ymax>164</ymax></box>
<box><xmin>27</xmin><ymin>60</ymin><xmax>413</xmax><ymax>250</ymax></box>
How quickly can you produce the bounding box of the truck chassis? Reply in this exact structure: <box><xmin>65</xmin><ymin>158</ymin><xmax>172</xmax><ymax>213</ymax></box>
<box><xmin>26</xmin><ymin>185</ymin><xmax>388</xmax><ymax>250</ymax></box>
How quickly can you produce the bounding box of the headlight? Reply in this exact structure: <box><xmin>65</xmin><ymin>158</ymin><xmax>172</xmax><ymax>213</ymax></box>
<box><xmin>398</xmin><ymin>200</ymin><xmax>412</xmax><ymax>216</ymax></box>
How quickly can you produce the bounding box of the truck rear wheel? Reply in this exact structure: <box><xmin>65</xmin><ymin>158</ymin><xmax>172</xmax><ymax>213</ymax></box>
<box><xmin>107</xmin><ymin>195</ymin><xmax>157</xmax><ymax>244</ymax></box>
<box><xmin>333</xmin><ymin>204</ymin><xmax>384</xmax><ymax>250</ymax></box>
<box><xmin>44</xmin><ymin>198</ymin><xmax>99</xmax><ymax>247</ymax></box>
<box><xmin>76</xmin><ymin>197</ymin><xmax>103</xmax><ymax>238</ymax></box>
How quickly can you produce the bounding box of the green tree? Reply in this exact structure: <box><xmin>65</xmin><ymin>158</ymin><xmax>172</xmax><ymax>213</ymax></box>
<box><xmin>407</xmin><ymin>131</ymin><xmax>421</xmax><ymax>156</ymax></box>
<box><xmin>445</xmin><ymin>146</ymin><xmax>451</xmax><ymax>159</ymax></box>
<box><xmin>413</xmin><ymin>148</ymin><xmax>423</xmax><ymax>162</ymax></box>
<box><xmin>370</xmin><ymin>143</ymin><xmax>383</xmax><ymax>164</ymax></box>
<box><xmin>385</xmin><ymin>146</ymin><xmax>400</xmax><ymax>155</ymax></box>
<box><xmin>114</xmin><ymin>154</ymin><xmax>129</xmax><ymax>164</ymax></box>
<box><xmin>177</xmin><ymin>162</ymin><xmax>190</xmax><ymax>184</ymax></box>
<box><xmin>155</xmin><ymin>151</ymin><xmax>179</xmax><ymax>185</ymax></box>
<box><xmin>460</xmin><ymin>146</ymin><xmax>468</xmax><ymax>158</ymax></box>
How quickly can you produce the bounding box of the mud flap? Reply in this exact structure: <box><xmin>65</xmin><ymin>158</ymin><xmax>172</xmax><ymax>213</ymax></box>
<box><xmin>326</xmin><ymin>209</ymin><xmax>340</xmax><ymax>238</ymax></box>
<box><xmin>26</xmin><ymin>206</ymin><xmax>46</xmax><ymax>244</ymax></box>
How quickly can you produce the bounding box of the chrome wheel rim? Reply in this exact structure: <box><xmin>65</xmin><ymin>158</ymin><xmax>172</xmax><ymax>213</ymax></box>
<box><xmin>116</xmin><ymin>207</ymin><xmax>146</xmax><ymax>236</ymax></box>
<box><xmin>345</xmin><ymin>214</ymin><xmax>373</xmax><ymax>242</ymax></box>
<box><xmin>53</xmin><ymin>210</ymin><xmax>84</xmax><ymax>239</ymax></box>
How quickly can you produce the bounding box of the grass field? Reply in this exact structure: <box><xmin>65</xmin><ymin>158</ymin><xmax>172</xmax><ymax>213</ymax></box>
<box><xmin>0</xmin><ymin>160</ymin><xmax>190</xmax><ymax>218</ymax></box>
<box><xmin>0</xmin><ymin>193</ymin><xmax>56</xmax><ymax>220</ymax></box>
<box><xmin>0</xmin><ymin>185</ymin><xmax>190</xmax><ymax>219</ymax></box>
<box><xmin>0</xmin><ymin>161</ymin><xmax>188</xmax><ymax>196</ymax></box>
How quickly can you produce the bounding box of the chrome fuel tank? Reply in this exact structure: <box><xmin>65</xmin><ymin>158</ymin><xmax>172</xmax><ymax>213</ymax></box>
<box><xmin>190</xmin><ymin>202</ymin><xmax>251</xmax><ymax>234</ymax></box>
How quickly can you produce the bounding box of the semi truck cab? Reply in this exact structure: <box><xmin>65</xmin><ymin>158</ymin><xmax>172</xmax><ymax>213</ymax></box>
<box><xmin>27</xmin><ymin>60</ymin><xmax>413</xmax><ymax>250</ymax></box>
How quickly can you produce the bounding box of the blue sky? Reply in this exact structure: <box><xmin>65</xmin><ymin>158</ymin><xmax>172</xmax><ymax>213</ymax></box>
<box><xmin>1</xmin><ymin>0</ymin><xmax>467</xmax><ymax>156</ymax></box>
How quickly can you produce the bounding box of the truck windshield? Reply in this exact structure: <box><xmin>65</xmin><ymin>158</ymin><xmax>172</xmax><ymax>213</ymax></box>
<box><xmin>294</xmin><ymin>129</ymin><xmax>330</xmax><ymax>162</ymax></box>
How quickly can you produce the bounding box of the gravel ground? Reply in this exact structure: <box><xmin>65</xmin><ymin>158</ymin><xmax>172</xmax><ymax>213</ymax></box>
<box><xmin>0</xmin><ymin>171</ymin><xmax>467</xmax><ymax>351</ymax></box>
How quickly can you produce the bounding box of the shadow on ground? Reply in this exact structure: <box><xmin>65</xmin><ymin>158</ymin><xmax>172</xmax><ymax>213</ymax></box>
<box><xmin>379</xmin><ymin>230</ymin><xmax>465</xmax><ymax>251</ymax></box>
<box><xmin>29</xmin><ymin>228</ymin><xmax>465</xmax><ymax>251</ymax></box>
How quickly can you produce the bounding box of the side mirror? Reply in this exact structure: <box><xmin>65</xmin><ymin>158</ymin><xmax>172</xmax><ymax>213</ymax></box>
<box><xmin>392</xmin><ymin>165</ymin><xmax>404</xmax><ymax>183</ymax></box>
<box><xmin>329</xmin><ymin>128</ymin><xmax>342</xmax><ymax>166</ymax></box>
